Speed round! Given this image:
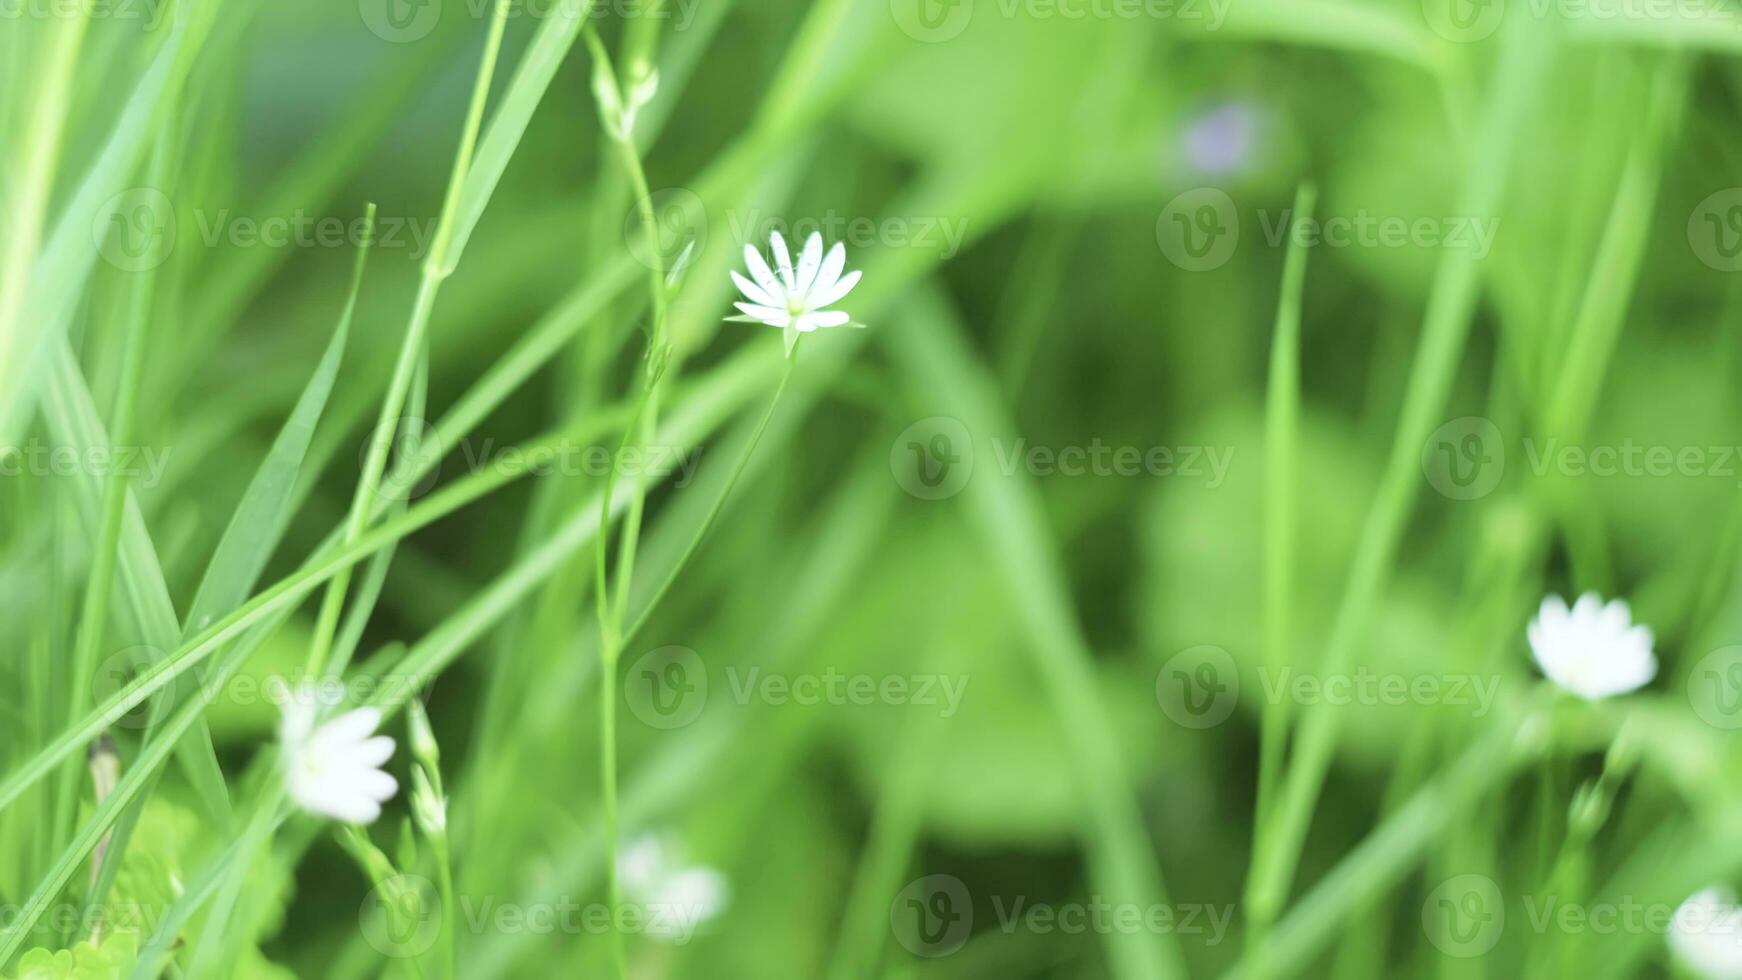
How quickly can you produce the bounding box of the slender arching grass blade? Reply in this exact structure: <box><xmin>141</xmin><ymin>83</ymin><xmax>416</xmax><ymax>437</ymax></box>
<box><xmin>883</xmin><ymin>284</ymin><xmax>1188</xmax><ymax>980</ymax></box>
<box><xmin>184</xmin><ymin>206</ymin><xmax>377</xmax><ymax>634</ymax></box>
<box><xmin>1246</xmin><ymin>24</ymin><xmax>1554</xmax><ymax>925</ymax></box>
<box><xmin>1244</xmin><ymin>182</ymin><xmax>1317</xmax><ymax>967</ymax></box>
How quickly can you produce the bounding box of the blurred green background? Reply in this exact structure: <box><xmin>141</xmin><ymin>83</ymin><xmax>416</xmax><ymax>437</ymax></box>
<box><xmin>7</xmin><ymin>0</ymin><xmax>1742</xmax><ymax>977</ymax></box>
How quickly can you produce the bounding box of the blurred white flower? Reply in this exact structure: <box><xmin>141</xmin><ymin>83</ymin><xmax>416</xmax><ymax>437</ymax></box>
<box><xmin>729</xmin><ymin>231</ymin><xmax>862</xmax><ymax>338</ymax></box>
<box><xmin>1527</xmin><ymin>593</ymin><xmax>1656</xmax><ymax>700</ymax></box>
<box><xmin>1671</xmin><ymin>888</ymin><xmax>1742</xmax><ymax>979</ymax></box>
<box><xmin>618</xmin><ymin>833</ymin><xmax>729</xmax><ymax>943</ymax></box>
<box><xmin>279</xmin><ymin>682</ymin><xmax>397</xmax><ymax>824</ymax></box>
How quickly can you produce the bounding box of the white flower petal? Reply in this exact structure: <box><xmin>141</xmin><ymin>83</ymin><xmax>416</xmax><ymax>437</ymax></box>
<box><xmin>290</xmin><ymin>768</ymin><xmax>381</xmax><ymax>824</ymax></box>
<box><xmin>808</xmin><ymin>242</ymin><xmax>846</xmax><ymax>304</ymax></box>
<box><xmin>742</xmin><ymin>244</ymin><xmax>782</xmax><ymax>298</ymax></box>
<box><xmin>343</xmin><ymin>765</ymin><xmax>400</xmax><ymax>801</ymax></box>
<box><xmin>794</xmin><ymin>232</ymin><xmax>824</xmax><ymax>294</ymax></box>
<box><xmin>811</xmin><ymin>268</ymin><xmax>861</xmax><ymax>309</ymax></box>
<box><xmin>619</xmin><ymin>835</ymin><xmax>666</xmax><ymax>895</ymax></box>
<box><xmin>1599</xmin><ymin>598</ymin><xmax>1632</xmax><ymax>634</ymax></box>
<box><xmin>350</xmin><ymin>734</ymin><xmax>396</xmax><ymax>769</ymax></box>
<box><xmin>769</xmin><ymin>231</ymin><xmax>795</xmax><ymax>290</ymax></box>
<box><xmin>278</xmin><ymin>691</ymin><xmax>318</xmax><ymax>748</ymax></box>
<box><xmin>733</xmin><ymin>301</ymin><xmax>790</xmax><ymax>327</ymax></box>
<box><xmin>1672</xmin><ymin>888</ymin><xmax>1742</xmax><ymax>980</ymax></box>
<box><xmin>324</xmin><ymin>792</ymin><xmax>384</xmax><ymax>825</ymax></box>
<box><xmin>1527</xmin><ymin>591</ymin><xmax>1656</xmax><ymax>700</ymax></box>
<box><xmin>281</xmin><ymin>698</ymin><xmax>398</xmax><ymax>825</ymax></box>
<box><xmin>646</xmin><ymin>867</ymin><xmax>729</xmax><ymax>940</ymax></box>
<box><xmin>730</xmin><ymin>270</ymin><xmax>779</xmax><ymax>307</ymax></box>
<box><xmin>809</xmin><ymin>310</ymin><xmax>850</xmax><ymax>328</ymax></box>
<box><xmin>307</xmin><ymin>707</ymin><xmax>383</xmax><ymax>757</ymax></box>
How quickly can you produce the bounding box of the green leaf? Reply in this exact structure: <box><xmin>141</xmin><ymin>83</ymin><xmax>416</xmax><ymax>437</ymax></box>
<box><xmin>7</xmin><ymin>932</ymin><xmax>136</xmax><ymax>980</ymax></box>
<box><xmin>184</xmin><ymin>206</ymin><xmax>374</xmax><ymax>634</ymax></box>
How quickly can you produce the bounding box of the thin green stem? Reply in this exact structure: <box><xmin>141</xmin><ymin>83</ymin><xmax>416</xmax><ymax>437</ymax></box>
<box><xmin>622</xmin><ymin>350</ymin><xmax>798</xmax><ymax>646</ymax></box>
<box><xmin>54</xmin><ymin>168</ymin><xmax>159</xmax><ymax>846</ymax></box>
<box><xmin>1246</xmin><ymin>182</ymin><xmax>1316</xmax><ymax>968</ymax></box>
<box><xmin>306</xmin><ymin>0</ymin><xmax>511</xmax><ymax>680</ymax></box>
<box><xmin>598</xmin><ymin>644</ymin><xmax>625</xmax><ymax>979</ymax></box>
<box><xmin>582</xmin><ymin>26</ymin><xmax>681</xmax><ymax>977</ymax></box>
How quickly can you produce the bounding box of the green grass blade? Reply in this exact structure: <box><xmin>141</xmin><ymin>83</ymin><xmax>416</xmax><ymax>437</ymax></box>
<box><xmin>1247</xmin><ymin>26</ymin><xmax>1552</xmax><ymax>925</ymax></box>
<box><xmin>885</xmin><ymin>284</ymin><xmax>1188</xmax><ymax>980</ymax></box>
<box><xmin>1246</xmin><ymin>181</ymin><xmax>1317</xmax><ymax>965</ymax></box>
<box><xmin>184</xmin><ymin>205</ymin><xmax>376</xmax><ymax>634</ymax></box>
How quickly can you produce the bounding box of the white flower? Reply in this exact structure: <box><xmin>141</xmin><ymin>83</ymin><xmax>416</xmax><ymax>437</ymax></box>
<box><xmin>279</xmin><ymin>682</ymin><xmax>398</xmax><ymax>824</ymax></box>
<box><xmin>730</xmin><ymin>231</ymin><xmax>862</xmax><ymax>339</ymax></box>
<box><xmin>618</xmin><ymin>833</ymin><xmax>729</xmax><ymax>943</ymax></box>
<box><xmin>1671</xmin><ymin>888</ymin><xmax>1742</xmax><ymax>979</ymax></box>
<box><xmin>1527</xmin><ymin>592</ymin><xmax>1656</xmax><ymax>700</ymax></box>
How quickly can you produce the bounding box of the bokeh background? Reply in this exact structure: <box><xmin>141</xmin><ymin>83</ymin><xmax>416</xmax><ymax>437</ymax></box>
<box><xmin>7</xmin><ymin>0</ymin><xmax>1742</xmax><ymax>976</ymax></box>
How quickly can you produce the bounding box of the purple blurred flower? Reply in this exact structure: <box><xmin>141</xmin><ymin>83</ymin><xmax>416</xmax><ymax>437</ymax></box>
<box><xmin>1182</xmin><ymin>103</ymin><xmax>1260</xmax><ymax>177</ymax></box>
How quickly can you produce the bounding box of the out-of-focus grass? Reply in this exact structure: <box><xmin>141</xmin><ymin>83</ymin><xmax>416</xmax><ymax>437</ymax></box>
<box><xmin>5</xmin><ymin>0</ymin><xmax>1742</xmax><ymax>977</ymax></box>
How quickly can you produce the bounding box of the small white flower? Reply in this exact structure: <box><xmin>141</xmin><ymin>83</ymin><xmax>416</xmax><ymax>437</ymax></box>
<box><xmin>279</xmin><ymin>682</ymin><xmax>398</xmax><ymax>824</ymax></box>
<box><xmin>618</xmin><ymin>833</ymin><xmax>729</xmax><ymax>943</ymax></box>
<box><xmin>729</xmin><ymin>231</ymin><xmax>862</xmax><ymax>340</ymax></box>
<box><xmin>1671</xmin><ymin>888</ymin><xmax>1742</xmax><ymax>979</ymax></box>
<box><xmin>1527</xmin><ymin>592</ymin><xmax>1656</xmax><ymax>700</ymax></box>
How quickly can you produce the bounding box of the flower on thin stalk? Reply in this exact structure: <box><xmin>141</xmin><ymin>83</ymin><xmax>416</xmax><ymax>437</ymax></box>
<box><xmin>1670</xmin><ymin>888</ymin><xmax>1742</xmax><ymax>979</ymax></box>
<box><xmin>729</xmin><ymin>231</ymin><xmax>864</xmax><ymax>356</ymax></box>
<box><xmin>618</xmin><ymin>833</ymin><xmax>729</xmax><ymax>944</ymax></box>
<box><xmin>278</xmin><ymin>681</ymin><xmax>398</xmax><ymax>824</ymax></box>
<box><xmin>1526</xmin><ymin>593</ymin><xmax>1656</xmax><ymax>700</ymax></box>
